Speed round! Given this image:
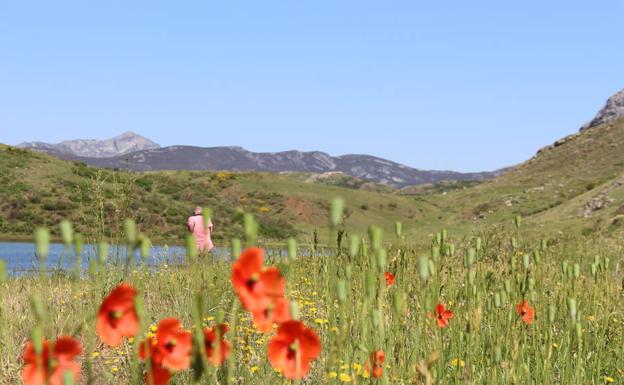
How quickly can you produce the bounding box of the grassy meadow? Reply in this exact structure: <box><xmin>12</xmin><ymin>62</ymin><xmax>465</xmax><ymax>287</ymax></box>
<box><xmin>1</xmin><ymin>119</ymin><xmax>624</xmax><ymax>384</ymax></box>
<box><xmin>1</xmin><ymin>211</ymin><xmax>623</xmax><ymax>385</ymax></box>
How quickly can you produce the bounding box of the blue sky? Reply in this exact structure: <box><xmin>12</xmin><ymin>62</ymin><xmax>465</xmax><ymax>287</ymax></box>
<box><xmin>1</xmin><ymin>1</ymin><xmax>623</xmax><ymax>172</ymax></box>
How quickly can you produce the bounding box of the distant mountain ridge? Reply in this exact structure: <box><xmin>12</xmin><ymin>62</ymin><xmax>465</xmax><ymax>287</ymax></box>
<box><xmin>18</xmin><ymin>131</ymin><xmax>160</xmax><ymax>158</ymax></box>
<box><xmin>47</xmin><ymin>145</ymin><xmax>500</xmax><ymax>187</ymax></box>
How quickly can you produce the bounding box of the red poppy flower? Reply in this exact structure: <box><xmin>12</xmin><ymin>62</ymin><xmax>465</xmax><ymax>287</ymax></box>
<box><xmin>203</xmin><ymin>324</ymin><xmax>231</xmax><ymax>366</ymax></box>
<box><xmin>267</xmin><ymin>321</ymin><xmax>321</xmax><ymax>379</ymax></box>
<box><xmin>96</xmin><ymin>283</ymin><xmax>139</xmax><ymax>347</ymax></box>
<box><xmin>364</xmin><ymin>350</ymin><xmax>385</xmax><ymax>379</ymax></box>
<box><xmin>435</xmin><ymin>303</ymin><xmax>454</xmax><ymax>328</ymax></box>
<box><xmin>251</xmin><ymin>296</ymin><xmax>291</xmax><ymax>332</ymax></box>
<box><xmin>144</xmin><ymin>359</ymin><xmax>172</xmax><ymax>385</ymax></box>
<box><xmin>385</xmin><ymin>272</ymin><xmax>395</xmax><ymax>287</ymax></box>
<box><xmin>232</xmin><ymin>248</ymin><xmax>286</xmax><ymax>311</ymax></box>
<box><xmin>140</xmin><ymin>318</ymin><xmax>192</xmax><ymax>372</ymax></box>
<box><xmin>139</xmin><ymin>336</ymin><xmax>171</xmax><ymax>385</ymax></box>
<box><xmin>516</xmin><ymin>301</ymin><xmax>535</xmax><ymax>325</ymax></box>
<box><xmin>21</xmin><ymin>336</ymin><xmax>82</xmax><ymax>385</ymax></box>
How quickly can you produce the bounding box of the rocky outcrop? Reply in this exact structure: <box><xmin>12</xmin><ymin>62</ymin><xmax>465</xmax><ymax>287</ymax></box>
<box><xmin>580</xmin><ymin>88</ymin><xmax>624</xmax><ymax>131</ymax></box>
<box><xmin>18</xmin><ymin>131</ymin><xmax>160</xmax><ymax>158</ymax></box>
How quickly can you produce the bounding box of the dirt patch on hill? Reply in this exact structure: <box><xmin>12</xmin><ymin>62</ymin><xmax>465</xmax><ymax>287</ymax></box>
<box><xmin>284</xmin><ymin>197</ymin><xmax>326</xmax><ymax>224</ymax></box>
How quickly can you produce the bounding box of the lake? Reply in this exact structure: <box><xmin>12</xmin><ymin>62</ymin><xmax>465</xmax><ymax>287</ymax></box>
<box><xmin>0</xmin><ymin>241</ymin><xmax>232</xmax><ymax>274</ymax></box>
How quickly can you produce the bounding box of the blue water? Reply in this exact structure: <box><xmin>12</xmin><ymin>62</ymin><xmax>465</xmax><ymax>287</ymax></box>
<box><xmin>0</xmin><ymin>242</ymin><xmax>231</xmax><ymax>274</ymax></box>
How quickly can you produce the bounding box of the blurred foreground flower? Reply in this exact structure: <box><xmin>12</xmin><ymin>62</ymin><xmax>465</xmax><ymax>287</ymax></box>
<box><xmin>96</xmin><ymin>283</ymin><xmax>139</xmax><ymax>347</ymax></box>
<box><xmin>21</xmin><ymin>337</ymin><xmax>82</xmax><ymax>385</ymax></box>
<box><xmin>267</xmin><ymin>320</ymin><xmax>321</xmax><ymax>379</ymax></box>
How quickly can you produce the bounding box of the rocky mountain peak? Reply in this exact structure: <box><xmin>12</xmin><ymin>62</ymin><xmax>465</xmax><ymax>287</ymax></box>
<box><xmin>18</xmin><ymin>132</ymin><xmax>160</xmax><ymax>158</ymax></box>
<box><xmin>581</xmin><ymin>87</ymin><xmax>624</xmax><ymax>131</ymax></box>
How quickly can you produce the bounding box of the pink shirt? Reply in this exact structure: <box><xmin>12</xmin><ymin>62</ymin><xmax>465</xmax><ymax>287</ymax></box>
<box><xmin>187</xmin><ymin>215</ymin><xmax>214</xmax><ymax>252</ymax></box>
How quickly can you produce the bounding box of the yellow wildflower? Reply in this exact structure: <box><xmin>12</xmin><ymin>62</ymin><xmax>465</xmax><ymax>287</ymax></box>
<box><xmin>339</xmin><ymin>373</ymin><xmax>352</xmax><ymax>382</ymax></box>
<box><xmin>451</xmin><ymin>358</ymin><xmax>466</xmax><ymax>368</ymax></box>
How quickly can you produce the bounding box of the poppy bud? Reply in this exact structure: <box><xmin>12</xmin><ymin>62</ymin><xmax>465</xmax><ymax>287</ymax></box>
<box><xmin>202</xmin><ymin>208</ymin><xmax>213</xmax><ymax>231</ymax></box>
<box><xmin>418</xmin><ymin>256</ymin><xmax>429</xmax><ymax>281</ymax></box>
<box><xmin>243</xmin><ymin>213</ymin><xmax>258</xmax><ymax>244</ymax></box>
<box><xmin>290</xmin><ymin>301</ymin><xmax>300</xmax><ymax>321</ymax></box>
<box><xmin>504</xmin><ymin>279</ymin><xmax>512</xmax><ymax>294</ymax></box>
<box><xmin>510</xmin><ymin>237</ymin><xmax>517</xmax><ymax>249</ymax></box>
<box><xmin>427</xmin><ymin>260</ymin><xmax>436</xmax><ymax>277</ymax></box>
<box><xmin>494</xmin><ymin>292</ymin><xmax>501</xmax><ymax>308</ymax></box>
<box><xmin>575</xmin><ymin>322</ymin><xmax>582</xmax><ymax>339</ymax></box>
<box><xmin>186</xmin><ymin>235</ymin><xmax>198</xmax><ymax>261</ymax></box>
<box><xmin>431</xmin><ymin>246</ymin><xmax>440</xmax><ymax>262</ymax></box>
<box><xmin>468</xmin><ymin>271</ymin><xmax>476</xmax><ymax>286</ymax></box>
<box><xmin>349</xmin><ymin>235</ymin><xmax>360</xmax><ymax>258</ymax></box>
<box><xmin>0</xmin><ymin>260</ymin><xmax>5</xmax><ymax>283</ymax></box>
<box><xmin>590</xmin><ymin>263</ymin><xmax>597</xmax><ymax>278</ymax></box>
<box><xmin>475</xmin><ymin>237</ymin><xmax>482</xmax><ymax>251</ymax></box>
<box><xmin>31</xmin><ymin>295</ymin><xmax>45</xmax><ymax>322</ymax></box>
<box><xmin>593</xmin><ymin>255</ymin><xmax>600</xmax><ymax>267</ymax></box>
<box><xmin>59</xmin><ymin>220</ymin><xmax>73</xmax><ymax>246</ymax></box>
<box><xmin>494</xmin><ymin>346</ymin><xmax>502</xmax><ymax>364</ymax></box>
<box><xmin>337</xmin><ymin>280</ymin><xmax>347</xmax><ymax>303</ymax></box>
<box><xmin>345</xmin><ymin>265</ymin><xmax>353</xmax><ymax>280</ymax></box>
<box><xmin>392</xmin><ymin>291</ymin><xmax>404</xmax><ymax>315</ymax></box>
<box><xmin>216</xmin><ymin>309</ymin><xmax>226</xmax><ymax>324</ymax></box>
<box><xmin>604</xmin><ymin>257</ymin><xmax>610</xmax><ymax>270</ymax></box>
<box><xmin>540</xmin><ymin>239</ymin><xmax>547</xmax><ymax>251</ymax></box>
<box><xmin>124</xmin><ymin>219</ymin><xmax>137</xmax><ymax>245</ymax></box>
<box><xmin>371</xmin><ymin>309</ymin><xmax>381</xmax><ymax>328</ymax></box>
<box><xmin>140</xmin><ymin>236</ymin><xmax>151</xmax><ymax>259</ymax></box>
<box><xmin>533</xmin><ymin>250</ymin><xmax>541</xmax><ymax>264</ymax></box>
<box><xmin>31</xmin><ymin>326</ymin><xmax>44</xmax><ymax>355</ymax></box>
<box><xmin>134</xmin><ymin>296</ymin><xmax>145</xmax><ymax>320</ymax></box>
<box><xmin>522</xmin><ymin>254</ymin><xmax>530</xmax><ymax>270</ymax></box>
<box><xmin>74</xmin><ymin>233</ymin><xmax>84</xmax><ymax>259</ymax></box>
<box><xmin>514</xmin><ymin>215</ymin><xmax>522</xmax><ymax>229</ymax></box>
<box><xmin>500</xmin><ymin>290</ymin><xmax>507</xmax><ymax>305</ymax></box>
<box><xmin>561</xmin><ymin>261</ymin><xmax>568</xmax><ymax>275</ymax></box>
<box><xmin>567</xmin><ymin>298</ymin><xmax>577</xmax><ymax>322</ymax></box>
<box><xmin>368</xmin><ymin>225</ymin><xmax>382</xmax><ymax>251</ymax></box>
<box><xmin>548</xmin><ymin>304</ymin><xmax>556</xmax><ymax>323</ymax></box>
<box><xmin>98</xmin><ymin>242</ymin><xmax>109</xmax><ymax>265</ymax></box>
<box><xmin>361</xmin><ymin>240</ymin><xmax>368</xmax><ymax>259</ymax></box>
<box><xmin>466</xmin><ymin>249</ymin><xmax>475</xmax><ymax>267</ymax></box>
<box><xmin>573</xmin><ymin>264</ymin><xmax>580</xmax><ymax>279</ymax></box>
<box><xmin>88</xmin><ymin>259</ymin><xmax>97</xmax><ymax>277</ymax></box>
<box><xmin>231</xmin><ymin>238</ymin><xmax>241</xmax><ymax>260</ymax></box>
<box><xmin>34</xmin><ymin>227</ymin><xmax>50</xmax><ymax>260</ymax></box>
<box><xmin>435</xmin><ymin>232</ymin><xmax>442</xmax><ymax>245</ymax></box>
<box><xmin>330</xmin><ymin>197</ymin><xmax>345</xmax><ymax>228</ymax></box>
<box><xmin>287</xmin><ymin>238</ymin><xmax>297</xmax><ymax>260</ymax></box>
<box><xmin>394</xmin><ymin>222</ymin><xmax>402</xmax><ymax>238</ymax></box>
<box><xmin>441</xmin><ymin>229</ymin><xmax>447</xmax><ymax>242</ymax></box>
<box><xmin>448</xmin><ymin>243</ymin><xmax>455</xmax><ymax>257</ymax></box>
<box><xmin>365</xmin><ymin>271</ymin><xmax>376</xmax><ymax>299</ymax></box>
<box><xmin>376</xmin><ymin>249</ymin><xmax>386</xmax><ymax>271</ymax></box>
<box><xmin>528</xmin><ymin>278</ymin><xmax>535</xmax><ymax>291</ymax></box>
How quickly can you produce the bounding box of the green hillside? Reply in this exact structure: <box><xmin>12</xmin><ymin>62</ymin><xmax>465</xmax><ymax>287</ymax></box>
<box><xmin>2</xmin><ymin>119</ymin><xmax>624</xmax><ymax>245</ymax></box>
<box><xmin>433</xmin><ymin>117</ymin><xmax>624</xmax><ymax>236</ymax></box>
<box><xmin>0</xmin><ymin>145</ymin><xmax>439</xmax><ymax>244</ymax></box>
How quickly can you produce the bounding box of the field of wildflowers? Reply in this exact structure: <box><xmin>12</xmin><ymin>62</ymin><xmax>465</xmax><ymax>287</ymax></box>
<box><xmin>1</xmin><ymin>201</ymin><xmax>623</xmax><ymax>385</ymax></box>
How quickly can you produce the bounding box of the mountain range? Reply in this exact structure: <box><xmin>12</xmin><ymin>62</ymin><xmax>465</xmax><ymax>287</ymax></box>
<box><xmin>3</xmin><ymin>86</ymin><xmax>624</xmax><ymax>241</ymax></box>
<box><xmin>15</xmin><ymin>87</ymin><xmax>624</xmax><ymax>188</ymax></box>
<box><xmin>18</xmin><ymin>135</ymin><xmax>500</xmax><ymax>188</ymax></box>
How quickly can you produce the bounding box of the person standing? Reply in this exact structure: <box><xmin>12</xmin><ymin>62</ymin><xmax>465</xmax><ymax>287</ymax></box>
<box><xmin>187</xmin><ymin>206</ymin><xmax>214</xmax><ymax>253</ymax></box>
